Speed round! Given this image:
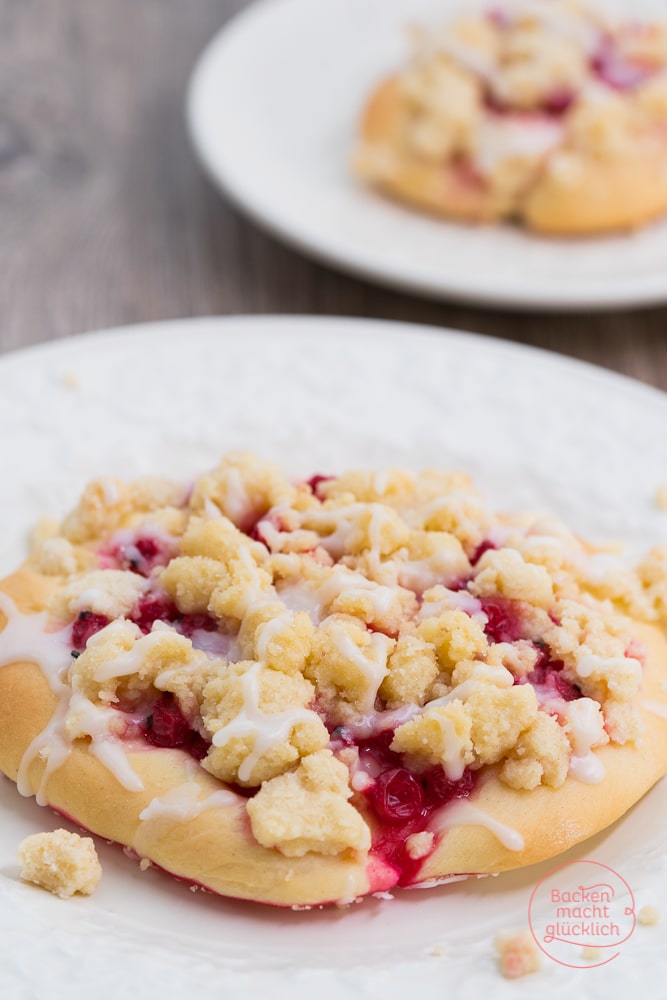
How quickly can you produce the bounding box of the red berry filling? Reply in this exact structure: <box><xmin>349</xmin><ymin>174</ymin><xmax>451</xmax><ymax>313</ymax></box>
<box><xmin>143</xmin><ymin>694</ymin><xmax>210</xmax><ymax>760</ymax></box>
<box><xmin>486</xmin><ymin>7</ymin><xmax>510</xmax><ymax>29</ymax></box>
<box><xmin>625</xmin><ymin>638</ymin><xmax>646</xmax><ymax>665</ymax></box>
<box><xmin>130</xmin><ymin>594</ymin><xmax>179</xmax><ymax>634</ymax></box>
<box><xmin>248</xmin><ymin>520</ymin><xmax>269</xmax><ymax>547</ymax></box>
<box><xmin>331</xmin><ymin>728</ymin><xmax>476</xmax><ymax>886</ymax></box>
<box><xmin>105</xmin><ymin>533</ymin><xmax>173</xmax><ymax>578</ymax></box>
<box><xmin>177</xmin><ymin>613</ymin><xmax>219</xmax><ymax>639</ymax></box>
<box><xmin>543</xmin><ymin>89</ymin><xmax>577</xmax><ymax>115</ymax></box>
<box><xmin>71</xmin><ymin>611</ymin><xmax>110</xmax><ymax>652</ymax></box>
<box><xmin>306</xmin><ymin>474</ymin><xmax>335</xmax><ymax>499</ymax></box>
<box><xmin>484</xmin><ymin>89</ymin><xmax>576</xmax><ymax>117</ymax></box>
<box><xmin>372</xmin><ymin>769</ymin><xmax>424</xmax><ymax>825</ymax></box>
<box><xmin>591</xmin><ymin>40</ymin><xmax>654</xmax><ymax>91</ymax></box>
<box><xmin>525</xmin><ymin>648</ymin><xmax>582</xmax><ymax>702</ymax></box>
<box><xmin>479</xmin><ymin>597</ymin><xmax>525</xmax><ymax>643</ymax></box>
<box><xmin>470</xmin><ymin>539</ymin><xmax>497</xmax><ymax>566</ymax></box>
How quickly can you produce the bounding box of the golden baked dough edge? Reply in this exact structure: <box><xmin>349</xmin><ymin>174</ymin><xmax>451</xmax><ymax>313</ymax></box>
<box><xmin>2</xmin><ymin>567</ymin><xmax>667</xmax><ymax>906</ymax></box>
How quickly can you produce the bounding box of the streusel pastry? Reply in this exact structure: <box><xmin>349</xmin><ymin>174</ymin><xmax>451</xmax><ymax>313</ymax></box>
<box><xmin>1</xmin><ymin>453</ymin><xmax>666</xmax><ymax>906</ymax></box>
<box><xmin>355</xmin><ymin>0</ymin><xmax>667</xmax><ymax>234</ymax></box>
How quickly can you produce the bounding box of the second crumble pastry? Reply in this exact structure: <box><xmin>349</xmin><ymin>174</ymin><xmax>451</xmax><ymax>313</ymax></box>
<box><xmin>355</xmin><ymin>0</ymin><xmax>667</xmax><ymax>234</ymax></box>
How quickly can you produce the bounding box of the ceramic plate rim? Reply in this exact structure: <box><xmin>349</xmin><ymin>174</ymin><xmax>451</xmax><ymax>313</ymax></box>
<box><xmin>186</xmin><ymin>0</ymin><xmax>667</xmax><ymax>312</ymax></box>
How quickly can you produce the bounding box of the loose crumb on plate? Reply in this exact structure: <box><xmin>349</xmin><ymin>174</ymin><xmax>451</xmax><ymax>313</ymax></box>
<box><xmin>61</xmin><ymin>371</ymin><xmax>80</xmax><ymax>390</ymax></box>
<box><xmin>17</xmin><ymin>829</ymin><xmax>102</xmax><ymax>899</ymax></box>
<box><xmin>430</xmin><ymin>944</ymin><xmax>448</xmax><ymax>958</ymax></box>
<box><xmin>638</xmin><ymin>904</ymin><xmax>661</xmax><ymax>926</ymax></box>
<box><xmin>582</xmin><ymin>946</ymin><xmax>603</xmax><ymax>961</ymax></box>
<box><xmin>494</xmin><ymin>930</ymin><xmax>541</xmax><ymax>979</ymax></box>
<box><xmin>655</xmin><ymin>485</ymin><xmax>667</xmax><ymax>511</ymax></box>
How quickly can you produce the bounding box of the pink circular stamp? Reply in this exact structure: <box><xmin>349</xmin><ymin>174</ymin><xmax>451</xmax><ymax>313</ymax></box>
<box><xmin>528</xmin><ymin>860</ymin><xmax>636</xmax><ymax>968</ymax></box>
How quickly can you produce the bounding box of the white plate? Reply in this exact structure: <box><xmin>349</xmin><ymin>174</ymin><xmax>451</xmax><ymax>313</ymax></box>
<box><xmin>187</xmin><ymin>0</ymin><xmax>667</xmax><ymax>311</ymax></box>
<box><xmin>1</xmin><ymin>315</ymin><xmax>666</xmax><ymax>998</ymax></box>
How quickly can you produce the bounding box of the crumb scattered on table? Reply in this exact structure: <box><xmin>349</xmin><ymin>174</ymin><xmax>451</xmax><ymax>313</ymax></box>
<box><xmin>18</xmin><ymin>829</ymin><xmax>102</xmax><ymax>899</ymax></box>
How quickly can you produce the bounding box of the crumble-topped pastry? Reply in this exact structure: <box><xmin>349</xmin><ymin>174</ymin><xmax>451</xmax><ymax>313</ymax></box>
<box><xmin>355</xmin><ymin>0</ymin><xmax>667</xmax><ymax>234</ymax></box>
<box><xmin>18</xmin><ymin>829</ymin><xmax>102</xmax><ymax>899</ymax></box>
<box><xmin>1</xmin><ymin>452</ymin><xmax>667</xmax><ymax>907</ymax></box>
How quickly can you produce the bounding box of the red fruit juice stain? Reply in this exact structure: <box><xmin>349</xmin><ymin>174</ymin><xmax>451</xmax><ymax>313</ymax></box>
<box><xmin>71</xmin><ymin>612</ymin><xmax>110</xmax><ymax>652</ymax></box>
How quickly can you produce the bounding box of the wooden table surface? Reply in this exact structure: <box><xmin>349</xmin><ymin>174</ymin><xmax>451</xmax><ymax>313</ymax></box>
<box><xmin>2</xmin><ymin>0</ymin><xmax>667</xmax><ymax>390</ymax></box>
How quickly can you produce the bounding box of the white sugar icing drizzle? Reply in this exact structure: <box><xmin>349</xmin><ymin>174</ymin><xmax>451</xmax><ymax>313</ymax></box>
<box><xmin>432</xmin><ymin>713</ymin><xmax>468</xmax><ymax>781</ymax></box>
<box><xmin>398</xmin><ymin>554</ymin><xmax>467</xmax><ymax>596</ymax></box>
<box><xmin>17</xmin><ymin>698</ymin><xmax>72</xmax><ymax>806</ymax></box>
<box><xmin>211</xmin><ymin>660</ymin><xmax>314</xmax><ymax>783</ymax></box>
<box><xmin>290</xmin><ymin>566</ymin><xmax>399</xmax><ymax>623</ymax></box>
<box><xmin>643</xmin><ymin>699</ymin><xmax>667</xmax><ymax>721</ymax></box>
<box><xmin>98</xmin><ymin>476</ymin><xmax>121</xmax><ymax>506</ymax></box>
<box><xmin>301</xmin><ymin>503</ymin><xmax>393</xmax><ymax>562</ymax></box>
<box><xmin>328</xmin><ymin>618</ymin><xmax>392</xmax><ymax>712</ymax></box>
<box><xmin>0</xmin><ymin>592</ymin><xmax>145</xmax><ymax>800</ymax></box>
<box><xmin>255</xmin><ymin>612</ymin><xmax>293</xmax><ymax>660</ymax></box>
<box><xmin>338</xmin><ymin>703</ymin><xmax>419</xmax><ymax>742</ymax></box>
<box><xmin>276</xmin><ymin>579</ymin><xmax>322</xmax><ymax>624</ymax></box>
<box><xmin>563</xmin><ymin>698</ymin><xmax>606</xmax><ymax>784</ymax></box>
<box><xmin>203</xmin><ymin>497</ymin><xmax>223</xmax><ymax>520</ymax></box>
<box><xmin>222</xmin><ymin>467</ymin><xmax>250</xmax><ymax>523</ymax></box>
<box><xmin>426</xmin><ymin>666</ymin><xmax>514</xmax><ymax>711</ymax></box>
<box><xmin>418</xmin><ymin>589</ymin><xmax>483</xmax><ymax>619</ymax></box>
<box><xmin>373</xmin><ymin>470</ymin><xmax>390</xmax><ymax>496</ymax></box>
<box><xmin>437</xmin><ymin>36</ymin><xmax>495</xmax><ymax>81</ymax></box>
<box><xmin>435</xmin><ymin>800</ymin><xmax>525</xmax><ymax>852</ymax></box>
<box><xmin>254</xmin><ymin>518</ymin><xmax>318</xmax><ymax>555</ymax></box>
<box><xmin>576</xmin><ymin>653</ymin><xmax>642</xmax><ymax>688</ymax></box>
<box><xmin>0</xmin><ymin>592</ymin><xmax>74</xmax><ymax>804</ymax></box>
<box><xmin>474</xmin><ymin>116</ymin><xmax>565</xmax><ymax>177</ymax></box>
<box><xmin>66</xmin><ymin>692</ymin><xmax>144</xmax><ymax>792</ymax></box>
<box><xmin>178</xmin><ymin>623</ymin><xmax>239</xmax><ymax>659</ymax></box>
<box><xmin>139</xmin><ymin>780</ymin><xmax>235</xmax><ymax>825</ymax></box>
<box><xmin>0</xmin><ymin>592</ymin><xmax>72</xmax><ymax>680</ymax></box>
<box><xmin>105</xmin><ymin>524</ymin><xmax>179</xmax><ymax>568</ymax></box>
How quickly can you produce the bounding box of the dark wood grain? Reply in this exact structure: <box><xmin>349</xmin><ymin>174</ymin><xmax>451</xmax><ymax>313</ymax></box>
<box><xmin>2</xmin><ymin>0</ymin><xmax>667</xmax><ymax>391</ymax></box>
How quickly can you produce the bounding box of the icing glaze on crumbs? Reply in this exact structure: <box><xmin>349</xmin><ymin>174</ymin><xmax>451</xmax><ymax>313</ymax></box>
<box><xmin>3</xmin><ymin>453</ymin><xmax>667</xmax><ymax>892</ymax></box>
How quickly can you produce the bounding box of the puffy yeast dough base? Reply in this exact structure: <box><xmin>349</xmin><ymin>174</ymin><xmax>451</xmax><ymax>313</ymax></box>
<box><xmin>422</xmin><ymin>620</ymin><xmax>667</xmax><ymax>881</ymax></box>
<box><xmin>1</xmin><ymin>568</ymin><xmax>667</xmax><ymax>906</ymax></box>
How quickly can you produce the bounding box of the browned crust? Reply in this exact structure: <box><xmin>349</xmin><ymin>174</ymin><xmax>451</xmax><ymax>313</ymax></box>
<box><xmin>523</xmin><ymin>153</ymin><xmax>667</xmax><ymax>234</ymax></box>
<box><xmin>357</xmin><ymin>75</ymin><xmax>667</xmax><ymax>235</ymax></box>
<box><xmin>2</xmin><ymin>568</ymin><xmax>667</xmax><ymax>906</ymax></box>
